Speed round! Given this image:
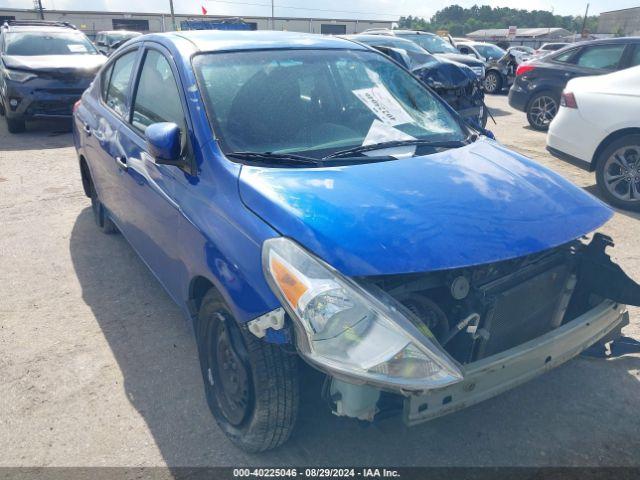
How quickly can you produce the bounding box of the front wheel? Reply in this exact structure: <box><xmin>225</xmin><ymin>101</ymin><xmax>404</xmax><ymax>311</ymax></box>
<box><xmin>197</xmin><ymin>291</ymin><xmax>300</xmax><ymax>452</ymax></box>
<box><xmin>526</xmin><ymin>92</ymin><xmax>558</xmax><ymax>131</ymax></box>
<box><xmin>483</xmin><ymin>71</ymin><xmax>502</xmax><ymax>94</ymax></box>
<box><xmin>6</xmin><ymin>116</ymin><xmax>25</xmax><ymax>134</ymax></box>
<box><xmin>596</xmin><ymin>134</ymin><xmax>640</xmax><ymax>211</ymax></box>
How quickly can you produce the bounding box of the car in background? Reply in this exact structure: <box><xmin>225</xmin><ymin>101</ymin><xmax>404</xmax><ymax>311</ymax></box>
<box><xmin>547</xmin><ymin>66</ymin><xmax>640</xmax><ymax>210</ymax></box>
<box><xmin>508</xmin><ymin>38</ymin><xmax>640</xmax><ymax>131</ymax></box>
<box><xmin>535</xmin><ymin>42</ymin><xmax>569</xmax><ymax>57</ymax></box>
<box><xmin>363</xmin><ymin>29</ymin><xmax>486</xmax><ymax>79</ymax></box>
<box><xmin>95</xmin><ymin>30</ymin><xmax>141</xmax><ymax>56</ymax></box>
<box><xmin>508</xmin><ymin>45</ymin><xmax>535</xmax><ymax>64</ymax></box>
<box><xmin>345</xmin><ymin>34</ymin><xmax>488</xmax><ymax>127</ymax></box>
<box><xmin>74</xmin><ymin>30</ymin><xmax>638</xmax><ymax>452</ymax></box>
<box><xmin>0</xmin><ymin>20</ymin><xmax>105</xmax><ymax>133</ymax></box>
<box><xmin>456</xmin><ymin>41</ymin><xmax>515</xmax><ymax>94</ymax></box>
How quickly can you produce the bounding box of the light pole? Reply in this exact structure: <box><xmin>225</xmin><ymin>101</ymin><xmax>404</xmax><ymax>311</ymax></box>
<box><xmin>169</xmin><ymin>0</ymin><xmax>176</xmax><ymax>31</ymax></box>
<box><xmin>581</xmin><ymin>3</ymin><xmax>590</xmax><ymax>38</ymax></box>
<box><xmin>271</xmin><ymin>0</ymin><xmax>274</xmax><ymax>30</ymax></box>
<box><xmin>34</xmin><ymin>0</ymin><xmax>44</xmax><ymax>19</ymax></box>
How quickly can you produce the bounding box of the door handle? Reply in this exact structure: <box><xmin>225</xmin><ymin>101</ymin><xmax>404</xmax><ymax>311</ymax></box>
<box><xmin>83</xmin><ymin>123</ymin><xmax>92</xmax><ymax>136</ymax></box>
<box><xmin>115</xmin><ymin>155</ymin><xmax>128</xmax><ymax>171</ymax></box>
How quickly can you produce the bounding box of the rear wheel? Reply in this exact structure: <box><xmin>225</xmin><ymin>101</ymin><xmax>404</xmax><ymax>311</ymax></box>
<box><xmin>6</xmin><ymin>116</ymin><xmax>25</xmax><ymax>134</ymax></box>
<box><xmin>526</xmin><ymin>92</ymin><xmax>558</xmax><ymax>131</ymax></box>
<box><xmin>90</xmin><ymin>181</ymin><xmax>117</xmax><ymax>234</ymax></box>
<box><xmin>197</xmin><ymin>291</ymin><xmax>299</xmax><ymax>452</ymax></box>
<box><xmin>483</xmin><ymin>71</ymin><xmax>502</xmax><ymax>94</ymax></box>
<box><xmin>596</xmin><ymin>134</ymin><xmax>640</xmax><ymax>211</ymax></box>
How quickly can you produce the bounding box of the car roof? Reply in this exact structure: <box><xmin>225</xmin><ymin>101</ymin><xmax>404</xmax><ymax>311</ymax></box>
<box><xmin>2</xmin><ymin>25</ymin><xmax>78</xmax><ymax>33</ymax></box>
<box><xmin>345</xmin><ymin>34</ymin><xmax>419</xmax><ymax>46</ymax></box>
<box><xmin>98</xmin><ymin>30</ymin><xmax>140</xmax><ymax>35</ymax></box>
<box><xmin>144</xmin><ymin>30</ymin><xmax>369</xmax><ymax>53</ymax></box>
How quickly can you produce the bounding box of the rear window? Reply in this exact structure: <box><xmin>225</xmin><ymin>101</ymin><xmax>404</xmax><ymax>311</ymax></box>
<box><xmin>5</xmin><ymin>31</ymin><xmax>98</xmax><ymax>56</ymax></box>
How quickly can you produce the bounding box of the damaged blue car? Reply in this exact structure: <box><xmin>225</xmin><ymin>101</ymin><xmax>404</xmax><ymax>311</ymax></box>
<box><xmin>72</xmin><ymin>31</ymin><xmax>639</xmax><ymax>452</ymax></box>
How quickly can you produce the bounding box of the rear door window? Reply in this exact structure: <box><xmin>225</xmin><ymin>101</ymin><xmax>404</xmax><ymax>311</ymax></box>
<box><xmin>103</xmin><ymin>50</ymin><xmax>138</xmax><ymax>117</ymax></box>
<box><xmin>574</xmin><ymin>44</ymin><xmax>626</xmax><ymax>70</ymax></box>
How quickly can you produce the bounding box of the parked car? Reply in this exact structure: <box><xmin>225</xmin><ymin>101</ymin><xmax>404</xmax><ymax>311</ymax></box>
<box><xmin>74</xmin><ymin>30</ymin><xmax>638</xmax><ymax>452</ymax></box>
<box><xmin>534</xmin><ymin>42</ymin><xmax>570</xmax><ymax>57</ymax></box>
<box><xmin>95</xmin><ymin>30</ymin><xmax>141</xmax><ymax>56</ymax></box>
<box><xmin>363</xmin><ymin>29</ymin><xmax>486</xmax><ymax>79</ymax></box>
<box><xmin>456</xmin><ymin>41</ymin><xmax>515</xmax><ymax>94</ymax></box>
<box><xmin>508</xmin><ymin>45</ymin><xmax>535</xmax><ymax>64</ymax></box>
<box><xmin>547</xmin><ymin>65</ymin><xmax>640</xmax><ymax>210</ymax></box>
<box><xmin>509</xmin><ymin>38</ymin><xmax>640</xmax><ymax>131</ymax></box>
<box><xmin>345</xmin><ymin>34</ymin><xmax>488</xmax><ymax>127</ymax></box>
<box><xmin>0</xmin><ymin>20</ymin><xmax>105</xmax><ymax>133</ymax></box>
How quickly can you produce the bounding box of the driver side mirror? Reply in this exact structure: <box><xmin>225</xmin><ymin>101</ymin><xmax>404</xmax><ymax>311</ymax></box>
<box><xmin>145</xmin><ymin>122</ymin><xmax>183</xmax><ymax>166</ymax></box>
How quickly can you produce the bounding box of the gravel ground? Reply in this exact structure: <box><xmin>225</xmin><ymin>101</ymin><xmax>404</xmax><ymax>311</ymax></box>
<box><xmin>1</xmin><ymin>94</ymin><xmax>639</xmax><ymax>467</ymax></box>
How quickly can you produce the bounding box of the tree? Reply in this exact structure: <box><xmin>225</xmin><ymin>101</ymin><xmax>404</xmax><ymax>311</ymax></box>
<box><xmin>395</xmin><ymin>5</ymin><xmax>598</xmax><ymax>36</ymax></box>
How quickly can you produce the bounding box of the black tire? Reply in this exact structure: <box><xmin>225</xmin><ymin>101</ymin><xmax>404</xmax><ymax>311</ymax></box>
<box><xmin>0</xmin><ymin>100</ymin><xmax>5</xmax><ymax>117</ymax></box>
<box><xmin>196</xmin><ymin>290</ymin><xmax>299</xmax><ymax>452</ymax></box>
<box><xmin>6</xmin><ymin>116</ymin><xmax>25</xmax><ymax>134</ymax></box>
<box><xmin>595</xmin><ymin>134</ymin><xmax>640</xmax><ymax>211</ymax></box>
<box><xmin>483</xmin><ymin>71</ymin><xmax>502</xmax><ymax>94</ymax></box>
<box><xmin>479</xmin><ymin>104</ymin><xmax>489</xmax><ymax>129</ymax></box>
<box><xmin>90</xmin><ymin>181</ymin><xmax>118</xmax><ymax>234</ymax></box>
<box><xmin>526</xmin><ymin>91</ymin><xmax>559</xmax><ymax>131</ymax></box>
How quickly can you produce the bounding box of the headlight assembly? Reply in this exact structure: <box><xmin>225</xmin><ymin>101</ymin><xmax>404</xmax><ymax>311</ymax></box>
<box><xmin>5</xmin><ymin>68</ymin><xmax>37</xmax><ymax>83</ymax></box>
<box><xmin>262</xmin><ymin>237</ymin><xmax>463</xmax><ymax>391</ymax></box>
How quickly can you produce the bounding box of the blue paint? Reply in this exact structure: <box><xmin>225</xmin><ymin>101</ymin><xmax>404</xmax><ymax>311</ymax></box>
<box><xmin>73</xmin><ymin>31</ymin><xmax>612</xmax><ymax>340</ymax></box>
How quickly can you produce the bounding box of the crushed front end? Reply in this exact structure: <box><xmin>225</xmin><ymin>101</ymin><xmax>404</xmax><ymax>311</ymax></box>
<box><xmin>412</xmin><ymin>62</ymin><xmax>486</xmax><ymax>126</ymax></box>
<box><xmin>266</xmin><ymin>234</ymin><xmax>637</xmax><ymax>425</ymax></box>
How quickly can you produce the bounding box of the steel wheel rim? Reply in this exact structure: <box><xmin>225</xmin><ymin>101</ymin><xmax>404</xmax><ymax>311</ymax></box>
<box><xmin>529</xmin><ymin>95</ymin><xmax>557</xmax><ymax>128</ymax></box>
<box><xmin>603</xmin><ymin>145</ymin><xmax>640</xmax><ymax>203</ymax></box>
<box><xmin>208</xmin><ymin>317</ymin><xmax>252</xmax><ymax>426</ymax></box>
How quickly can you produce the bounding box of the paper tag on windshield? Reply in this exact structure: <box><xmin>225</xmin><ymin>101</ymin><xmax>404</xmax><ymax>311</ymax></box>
<box><xmin>363</xmin><ymin>120</ymin><xmax>415</xmax><ymax>145</ymax></box>
<box><xmin>68</xmin><ymin>44</ymin><xmax>88</xmax><ymax>53</ymax></box>
<box><xmin>362</xmin><ymin>120</ymin><xmax>416</xmax><ymax>159</ymax></box>
<box><xmin>353</xmin><ymin>86</ymin><xmax>414</xmax><ymax>126</ymax></box>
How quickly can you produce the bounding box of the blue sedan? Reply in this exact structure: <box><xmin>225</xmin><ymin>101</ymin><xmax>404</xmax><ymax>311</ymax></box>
<box><xmin>73</xmin><ymin>30</ymin><xmax>636</xmax><ymax>452</ymax></box>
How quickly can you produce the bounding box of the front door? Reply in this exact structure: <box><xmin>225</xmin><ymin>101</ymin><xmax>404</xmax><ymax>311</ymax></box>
<box><xmin>110</xmin><ymin>45</ymin><xmax>194</xmax><ymax>301</ymax></box>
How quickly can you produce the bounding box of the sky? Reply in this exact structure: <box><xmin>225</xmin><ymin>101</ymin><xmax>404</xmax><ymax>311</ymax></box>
<box><xmin>1</xmin><ymin>0</ymin><xmax>639</xmax><ymax>21</ymax></box>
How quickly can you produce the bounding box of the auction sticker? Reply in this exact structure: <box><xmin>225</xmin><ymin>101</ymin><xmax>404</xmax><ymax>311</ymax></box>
<box><xmin>353</xmin><ymin>86</ymin><xmax>413</xmax><ymax>126</ymax></box>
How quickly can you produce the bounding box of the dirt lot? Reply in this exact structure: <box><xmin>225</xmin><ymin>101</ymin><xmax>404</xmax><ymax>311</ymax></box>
<box><xmin>1</xmin><ymin>94</ymin><xmax>640</xmax><ymax>467</ymax></box>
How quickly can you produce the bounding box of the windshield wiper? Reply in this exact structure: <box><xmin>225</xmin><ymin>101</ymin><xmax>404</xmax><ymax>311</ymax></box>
<box><xmin>322</xmin><ymin>136</ymin><xmax>475</xmax><ymax>160</ymax></box>
<box><xmin>226</xmin><ymin>151</ymin><xmax>322</xmax><ymax>166</ymax></box>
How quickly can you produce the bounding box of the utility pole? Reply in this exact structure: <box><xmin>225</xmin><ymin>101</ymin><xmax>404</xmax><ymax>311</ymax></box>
<box><xmin>169</xmin><ymin>0</ymin><xmax>176</xmax><ymax>31</ymax></box>
<box><xmin>581</xmin><ymin>3</ymin><xmax>589</xmax><ymax>37</ymax></box>
<box><xmin>34</xmin><ymin>0</ymin><xmax>44</xmax><ymax>19</ymax></box>
<box><xmin>271</xmin><ymin>0</ymin><xmax>274</xmax><ymax>30</ymax></box>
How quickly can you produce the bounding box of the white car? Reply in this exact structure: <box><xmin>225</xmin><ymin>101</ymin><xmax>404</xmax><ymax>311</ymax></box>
<box><xmin>547</xmin><ymin>65</ymin><xmax>640</xmax><ymax>210</ymax></box>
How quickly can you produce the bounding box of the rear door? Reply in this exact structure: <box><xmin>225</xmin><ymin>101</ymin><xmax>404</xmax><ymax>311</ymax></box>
<box><xmin>83</xmin><ymin>46</ymin><xmax>141</xmax><ymax>224</ymax></box>
<box><xmin>111</xmin><ymin>43</ymin><xmax>194</xmax><ymax>300</ymax></box>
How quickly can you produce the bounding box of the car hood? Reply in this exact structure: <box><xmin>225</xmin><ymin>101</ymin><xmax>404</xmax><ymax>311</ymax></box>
<box><xmin>412</xmin><ymin>59</ymin><xmax>477</xmax><ymax>89</ymax></box>
<box><xmin>435</xmin><ymin>52</ymin><xmax>484</xmax><ymax>67</ymax></box>
<box><xmin>2</xmin><ymin>55</ymin><xmax>106</xmax><ymax>73</ymax></box>
<box><xmin>239</xmin><ymin>139</ymin><xmax>612</xmax><ymax>277</ymax></box>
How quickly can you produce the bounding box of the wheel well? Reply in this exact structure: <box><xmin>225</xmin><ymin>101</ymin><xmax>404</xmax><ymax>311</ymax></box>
<box><xmin>79</xmin><ymin>156</ymin><xmax>92</xmax><ymax>198</ymax></box>
<box><xmin>591</xmin><ymin>128</ymin><xmax>640</xmax><ymax>172</ymax></box>
<box><xmin>188</xmin><ymin>276</ymin><xmax>219</xmax><ymax>316</ymax></box>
